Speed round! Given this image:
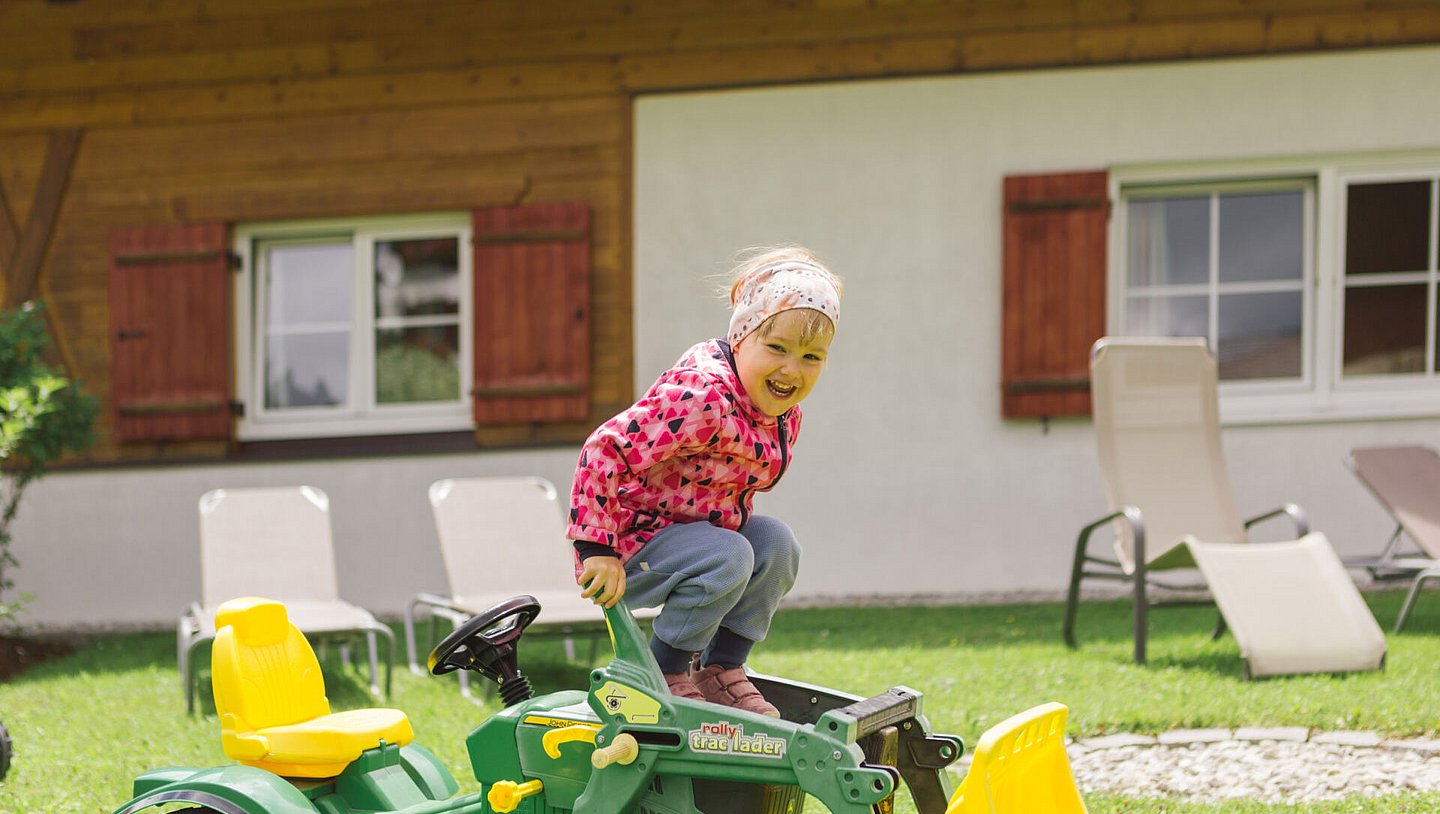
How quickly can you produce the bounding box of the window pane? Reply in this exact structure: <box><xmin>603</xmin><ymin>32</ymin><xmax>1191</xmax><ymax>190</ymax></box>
<box><xmin>1343</xmin><ymin>284</ymin><xmax>1427</xmax><ymax>375</ymax></box>
<box><xmin>1127</xmin><ymin>197</ymin><xmax>1209</xmax><ymax>287</ymax></box>
<box><xmin>1125</xmin><ymin>293</ymin><xmax>1208</xmax><ymax>339</ymax></box>
<box><xmin>265</xmin><ymin>332</ymin><xmax>349</xmax><ymax>408</ymax></box>
<box><xmin>1346</xmin><ymin>181</ymin><xmax>1432</xmax><ymax>276</ymax></box>
<box><xmin>1219</xmin><ymin>191</ymin><xmax>1303</xmax><ymax>283</ymax></box>
<box><xmin>1217</xmin><ymin>291</ymin><xmax>1302</xmax><ymax>380</ymax></box>
<box><xmin>375</xmin><ymin>238</ymin><xmax>460</xmax><ymax>318</ymax></box>
<box><xmin>266</xmin><ymin>243</ymin><xmax>353</xmax><ymax>325</ymax></box>
<box><xmin>1435</xmin><ymin>287</ymin><xmax>1440</xmax><ymax>373</ymax></box>
<box><xmin>375</xmin><ymin>326</ymin><xmax>460</xmax><ymax>404</ymax></box>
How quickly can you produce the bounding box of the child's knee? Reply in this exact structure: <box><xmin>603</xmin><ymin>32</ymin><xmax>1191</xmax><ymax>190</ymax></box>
<box><xmin>747</xmin><ymin>517</ymin><xmax>802</xmax><ymax>572</ymax></box>
<box><xmin>702</xmin><ymin>533</ymin><xmax>755</xmax><ymax>591</ymax></box>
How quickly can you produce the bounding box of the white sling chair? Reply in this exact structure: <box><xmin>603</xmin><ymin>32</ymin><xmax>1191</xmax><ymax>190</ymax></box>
<box><xmin>1063</xmin><ymin>338</ymin><xmax>1386</xmax><ymax>677</ymax></box>
<box><xmin>405</xmin><ymin>476</ymin><xmax>656</xmax><ymax>698</ymax></box>
<box><xmin>178</xmin><ymin>486</ymin><xmax>395</xmax><ymax>712</ymax></box>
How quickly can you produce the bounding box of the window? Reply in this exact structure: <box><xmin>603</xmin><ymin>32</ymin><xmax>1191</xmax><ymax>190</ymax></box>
<box><xmin>1341</xmin><ymin>176</ymin><xmax>1440</xmax><ymax>378</ymax></box>
<box><xmin>235</xmin><ymin>214</ymin><xmax>473</xmax><ymax>440</ymax></box>
<box><xmin>107</xmin><ymin>202</ymin><xmax>590</xmax><ymax>446</ymax></box>
<box><xmin>1117</xmin><ymin>181</ymin><xmax>1311</xmax><ymax>386</ymax></box>
<box><xmin>1106</xmin><ymin>159</ymin><xmax>1440</xmax><ymax>423</ymax></box>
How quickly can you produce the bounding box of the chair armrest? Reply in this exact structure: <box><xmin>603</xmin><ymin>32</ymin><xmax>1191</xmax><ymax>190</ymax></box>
<box><xmin>179</xmin><ymin>602</ymin><xmax>207</xmax><ymax>634</ymax></box>
<box><xmin>1243</xmin><ymin>503</ymin><xmax>1309</xmax><ymax>538</ymax></box>
<box><xmin>1078</xmin><ymin>506</ymin><xmax>1145</xmax><ymax>566</ymax></box>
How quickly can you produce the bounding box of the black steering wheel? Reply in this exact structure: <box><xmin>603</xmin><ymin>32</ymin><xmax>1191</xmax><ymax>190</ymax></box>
<box><xmin>427</xmin><ymin>595</ymin><xmax>541</xmax><ymax>705</ymax></box>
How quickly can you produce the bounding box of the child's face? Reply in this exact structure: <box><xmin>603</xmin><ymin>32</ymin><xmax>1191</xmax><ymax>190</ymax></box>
<box><xmin>732</xmin><ymin>309</ymin><xmax>834</xmax><ymax>417</ymax></box>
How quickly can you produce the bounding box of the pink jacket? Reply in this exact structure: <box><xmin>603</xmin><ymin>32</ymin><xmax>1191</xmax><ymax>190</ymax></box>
<box><xmin>567</xmin><ymin>339</ymin><xmax>801</xmax><ymax>566</ymax></box>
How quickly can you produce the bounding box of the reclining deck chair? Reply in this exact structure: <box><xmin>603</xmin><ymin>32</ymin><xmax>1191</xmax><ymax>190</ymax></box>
<box><xmin>404</xmin><ymin>476</ymin><xmax>656</xmax><ymax>698</ymax></box>
<box><xmin>179</xmin><ymin>486</ymin><xmax>396</xmax><ymax>712</ymax></box>
<box><xmin>1345</xmin><ymin>444</ymin><xmax>1440</xmax><ymax>632</ymax></box>
<box><xmin>1063</xmin><ymin>338</ymin><xmax>1386</xmax><ymax>677</ymax></box>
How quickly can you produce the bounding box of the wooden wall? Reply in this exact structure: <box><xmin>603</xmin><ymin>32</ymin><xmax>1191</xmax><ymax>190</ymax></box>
<box><xmin>2</xmin><ymin>0</ymin><xmax>1439</xmax><ymax>463</ymax></box>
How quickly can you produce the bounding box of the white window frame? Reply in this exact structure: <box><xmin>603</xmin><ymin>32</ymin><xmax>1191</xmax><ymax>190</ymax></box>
<box><xmin>1335</xmin><ymin>169</ymin><xmax>1440</xmax><ymax>393</ymax></box>
<box><xmin>1114</xmin><ymin>177</ymin><xmax>1315</xmax><ymax>398</ymax></box>
<box><xmin>233</xmin><ymin>212</ymin><xmax>474</xmax><ymax>441</ymax></box>
<box><xmin>1112</xmin><ymin>152</ymin><xmax>1440</xmax><ymax>425</ymax></box>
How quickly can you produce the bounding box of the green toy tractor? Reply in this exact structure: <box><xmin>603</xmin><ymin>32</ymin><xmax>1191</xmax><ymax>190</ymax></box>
<box><xmin>114</xmin><ymin>595</ymin><xmax>964</xmax><ymax>814</ymax></box>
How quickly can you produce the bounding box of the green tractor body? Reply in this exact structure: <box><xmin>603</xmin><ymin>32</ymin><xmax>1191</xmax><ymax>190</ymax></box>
<box><xmin>115</xmin><ymin>597</ymin><xmax>963</xmax><ymax>814</ymax></box>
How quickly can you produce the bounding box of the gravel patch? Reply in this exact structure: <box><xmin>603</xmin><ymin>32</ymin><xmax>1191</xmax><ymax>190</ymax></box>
<box><xmin>1067</xmin><ymin>731</ymin><xmax>1440</xmax><ymax>802</ymax></box>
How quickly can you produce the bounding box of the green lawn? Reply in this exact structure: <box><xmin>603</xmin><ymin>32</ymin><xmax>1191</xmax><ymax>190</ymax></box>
<box><xmin>1</xmin><ymin>589</ymin><xmax>1438</xmax><ymax>813</ymax></box>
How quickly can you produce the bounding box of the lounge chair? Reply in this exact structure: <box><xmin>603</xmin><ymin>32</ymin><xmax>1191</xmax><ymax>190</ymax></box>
<box><xmin>404</xmin><ymin>476</ymin><xmax>656</xmax><ymax>698</ymax></box>
<box><xmin>946</xmin><ymin>702</ymin><xmax>1087</xmax><ymax>814</ymax></box>
<box><xmin>1064</xmin><ymin>337</ymin><xmax>1386</xmax><ymax>677</ymax></box>
<box><xmin>1345</xmin><ymin>444</ymin><xmax>1440</xmax><ymax>632</ymax></box>
<box><xmin>178</xmin><ymin>486</ymin><xmax>395</xmax><ymax>713</ymax></box>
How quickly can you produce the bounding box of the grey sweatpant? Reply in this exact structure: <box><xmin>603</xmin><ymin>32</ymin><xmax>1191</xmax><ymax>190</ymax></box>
<box><xmin>623</xmin><ymin>514</ymin><xmax>801</xmax><ymax>654</ymax></box>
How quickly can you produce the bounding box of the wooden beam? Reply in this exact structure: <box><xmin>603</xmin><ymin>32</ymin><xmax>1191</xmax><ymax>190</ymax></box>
<box><xmin>0</xmin><ymin>143</ymin><xmax>81</xmax><ymax>377</ymax></box>
<box><xmin>73</xmin><ymin>96</ymin><xmax>620</xmax><ymax>181</ymax></box>
<box><xmin>0</xmin><ymin>182</ymin><xmax>17</xmax><ymax>271</ymax></box>
<box><xmin>0</xmin><ymin>41</ymin><xmax>380</xmax><ymax>96</ymax></box>
<box><xmin>2</xmin><ymin>128</ymin><xmax>82</xmax><ymax>310</ymax></box>
<box><xmin>36</xmin><ymin>275</ymin><xmax>81</xmax><ymax>379</ymax></box>
<box><xmin>0</xmin><ymin>56</ymin><xmax>622</xmax><ymax>131</ymax></box>
<box><xmin>170</xmin><ymin>176</ymin><xmax>530</xmax><ymax>223</ymax></box>
<box><xmin>5</xmin><ymin>6</ymin><xmax>1440</xmax><ymax>133</ymax></box>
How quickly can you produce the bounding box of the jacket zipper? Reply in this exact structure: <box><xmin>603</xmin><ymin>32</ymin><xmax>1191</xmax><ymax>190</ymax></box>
<box><xmin>774</xmin><ymin>418</ymin><xmax>790</xmax><ymax>484</ymax></box>
<box><xmin>737</xmin><ymin>417</ymin><xmax>790</xmax><ymax>531</ymax></box>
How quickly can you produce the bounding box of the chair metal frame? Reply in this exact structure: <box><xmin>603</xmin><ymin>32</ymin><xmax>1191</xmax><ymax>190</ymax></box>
<box><xmin>1063</xmin><ymin>503</ymin><xmax>1308</xmax><ymax>664</ymax></box>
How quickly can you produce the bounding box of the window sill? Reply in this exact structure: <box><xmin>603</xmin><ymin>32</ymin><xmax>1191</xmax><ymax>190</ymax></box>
<box><xmin>236</xmin><ymin>411</ymin><xmax>472</xmax><ymax>442</ymax></box>
<box><xmin>1220</xmin><ymin>390</ymin><xmax>1440</xmax><ymax>426</ymax></box>
<box><xmin>233</xmin><ymin>430</ymin><xmax>479</xmax><ymax>461</ymax></box>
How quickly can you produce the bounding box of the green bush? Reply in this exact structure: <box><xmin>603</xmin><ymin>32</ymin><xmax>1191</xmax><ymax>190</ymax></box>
<box><xmin>0</xmin><ymin>301</ymin><xmax>96</xmax><ymax>625</ymax></box>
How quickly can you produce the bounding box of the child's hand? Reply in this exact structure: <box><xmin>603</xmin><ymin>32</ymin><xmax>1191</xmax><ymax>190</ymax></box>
<box><xmin>579</xmin><ymin>556</ymin><xmax>626</xmax><ymax>608</ymax></box>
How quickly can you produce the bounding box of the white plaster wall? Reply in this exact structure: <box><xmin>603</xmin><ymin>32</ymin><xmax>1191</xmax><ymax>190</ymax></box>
<box><xmin>10</xmin><ymin>449</ymin><xmax>580</xmax><ymax>628</ymax></box>
<box><xmin>633</xmin><ymin>46</ymin><xmax>1440</xmax><ymax>603</ymax></box>
<box><xmin>13</xmin><ymin>46</ymin><xmax>1440</xmax><ymax>629</ymax></box>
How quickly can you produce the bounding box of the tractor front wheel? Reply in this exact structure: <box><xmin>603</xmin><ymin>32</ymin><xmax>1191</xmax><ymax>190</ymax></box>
<box><xmin>0</xmin><ymin>720</ymin><xmax>11</xmax><ymax>780</ymax></box>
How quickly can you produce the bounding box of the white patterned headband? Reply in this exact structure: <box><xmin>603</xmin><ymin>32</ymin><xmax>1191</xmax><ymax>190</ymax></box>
<box><xmin>726</xmin><ymin>260</ymin><xmax>841</xmax><ymax>346</ymax></box>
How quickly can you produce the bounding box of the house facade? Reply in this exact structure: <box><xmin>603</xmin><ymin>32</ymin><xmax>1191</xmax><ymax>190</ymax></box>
<box><xmin>4</xmin><ymin>2</ymin><xmax>1440</xmax><ymax>626</ymax></box>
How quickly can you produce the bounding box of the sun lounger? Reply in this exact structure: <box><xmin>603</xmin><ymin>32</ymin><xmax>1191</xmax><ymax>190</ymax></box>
<box><xmin>1345</xmin><ymin>444</ymin><xmax>1440</xmax><ymax>631</ymax></box>
<box><xmin>1065</xmin><ymin>338</ymin><xmax>1386</xmax><ymax>676</ymax></box>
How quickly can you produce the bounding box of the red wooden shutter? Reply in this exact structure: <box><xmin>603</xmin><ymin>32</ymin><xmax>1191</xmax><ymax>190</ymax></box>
<box><xmin>1001</xmin><ymin>171</ymin><xmax>1109</xmax><ymax>419</ymax></box>
<box><xmin>471</xmin><ymin>201</ymin><xmax>591</xmax><ymax>425</ymax></box>
<box><xmin>108</xmin><ymin>223</ymin><xmax>233</xmax><ymax>442</ymax></box>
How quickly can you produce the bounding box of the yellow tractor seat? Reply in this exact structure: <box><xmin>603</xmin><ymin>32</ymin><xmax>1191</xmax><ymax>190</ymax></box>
<box><xmin>212</xmin><ymin>596</ymin><xmax>414</xmax><ymax>779</ymax></box>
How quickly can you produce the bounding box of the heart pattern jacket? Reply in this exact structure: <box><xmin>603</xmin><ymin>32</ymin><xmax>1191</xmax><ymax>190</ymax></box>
<box><xmin>567</xmin><ymin>338</ymin><xmax>800</xmax><ymax>568</ymax></box>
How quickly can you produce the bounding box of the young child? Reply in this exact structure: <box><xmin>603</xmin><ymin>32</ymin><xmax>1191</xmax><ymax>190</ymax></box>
<box><xmin>567</xmin><ymin>246</ymin><xmax>842</xmax><ymax>716</ymax></box>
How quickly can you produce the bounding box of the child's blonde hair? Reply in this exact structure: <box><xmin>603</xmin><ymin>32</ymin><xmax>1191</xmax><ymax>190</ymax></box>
<box><xmin>725</xmin><ymin>246</ymin><xmax>843</xmax><ymax>345</ymax></box>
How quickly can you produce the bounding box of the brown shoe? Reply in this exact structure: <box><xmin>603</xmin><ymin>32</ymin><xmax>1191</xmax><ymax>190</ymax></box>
<box><xmin>664</xmin><ymin>671</ymin><xmax>705</xmax><ymax>701</ymax></box>
<box><xmin>692</xmin><ymin>664</ymin><xmax>780</xmax><ymax>717</ymax></box>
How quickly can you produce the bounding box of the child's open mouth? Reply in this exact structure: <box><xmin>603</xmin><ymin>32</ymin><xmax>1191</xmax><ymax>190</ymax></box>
<box><xmin>766</xmin><ymin>380</ymin><xmax>797</xmax><ymax>399</ymax></box>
